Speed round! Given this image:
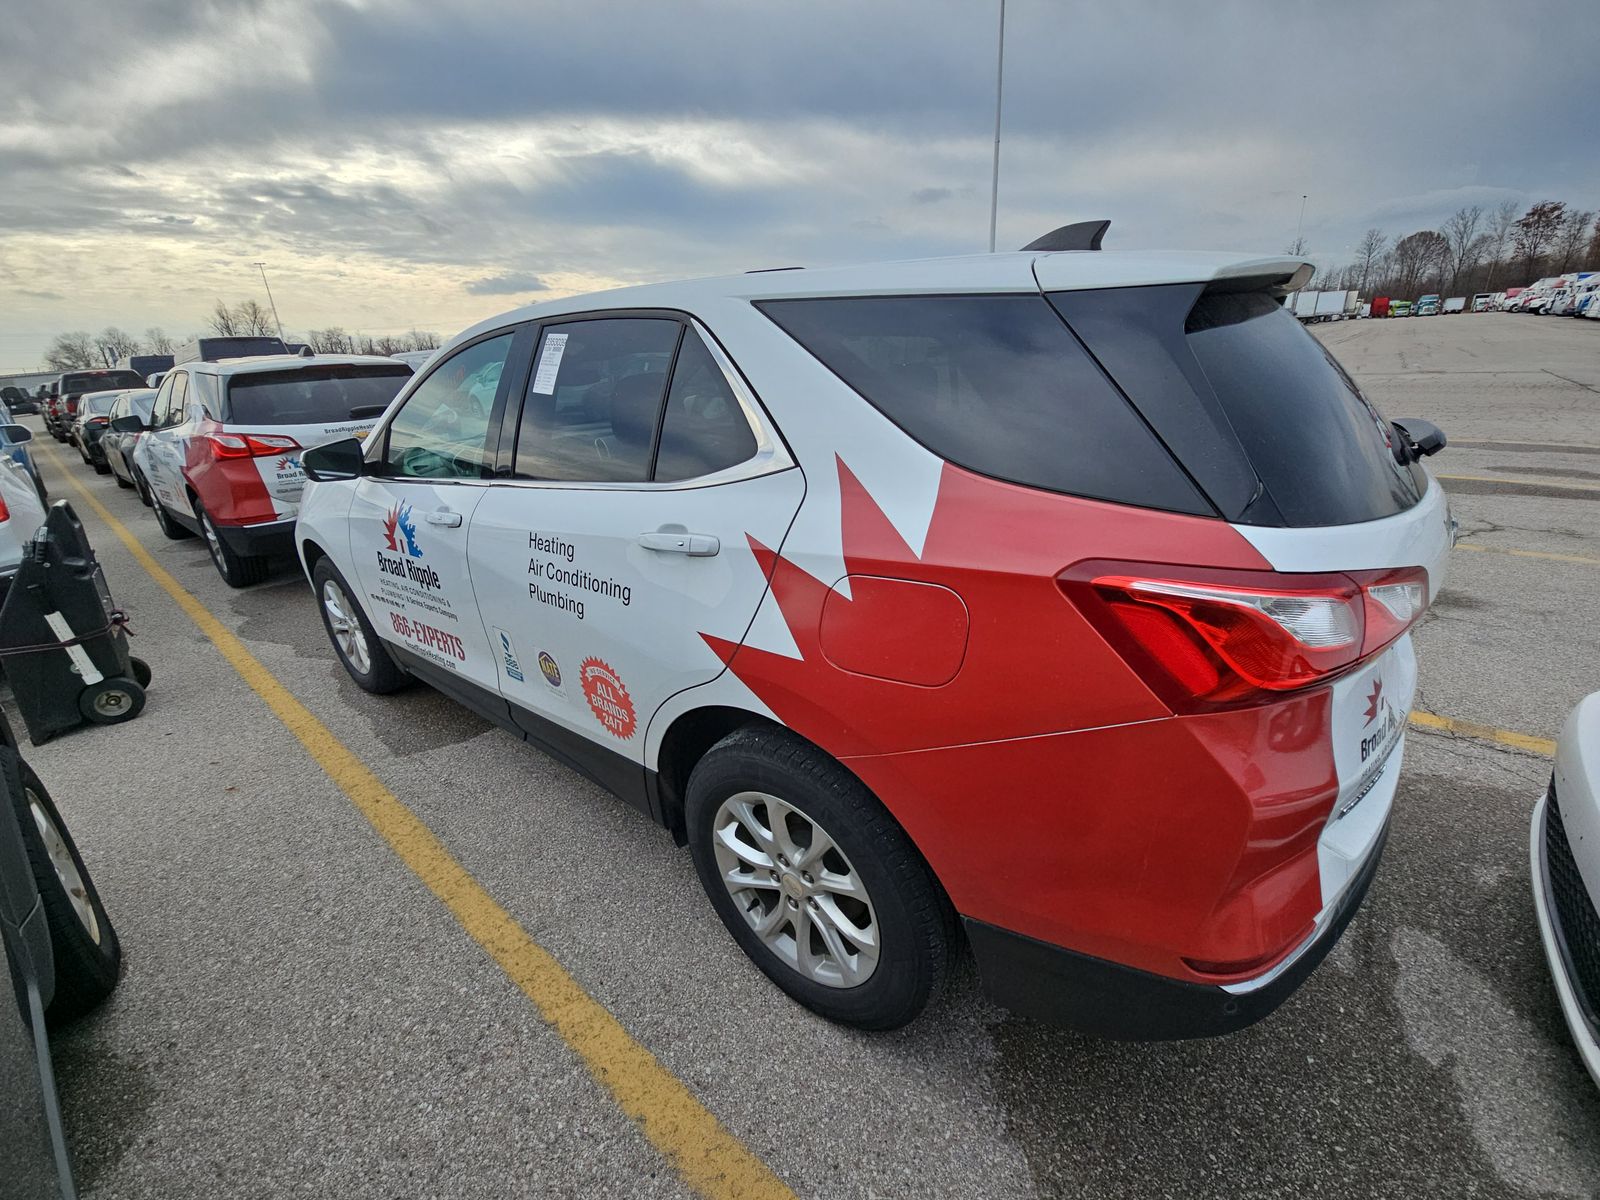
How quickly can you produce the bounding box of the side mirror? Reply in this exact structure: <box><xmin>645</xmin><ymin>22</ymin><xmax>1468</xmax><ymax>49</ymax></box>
<box><xmin>109</xmin><ymin>415</ymin><xmax>147</xmax><ymax>433</ymax></box>
<box><xmin>302</xmin><ymin>437</ymin><xmax>367</xmax><ymax>483</ymax></box>
<box><xmin>1391</xmin><ymin>418</ymin><xmax>1446</xmax><ymax>463</ymax></box>
<box><xmin>0</xmin><ymin>425</ymin><xmax>32</xmax><ymax>444</ymax></box>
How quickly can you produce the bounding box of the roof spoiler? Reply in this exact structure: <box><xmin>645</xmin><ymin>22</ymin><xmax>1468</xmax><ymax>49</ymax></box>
<box><xmin>1020</xmin><ymin>219</ymin><xmax>1110</xmax><ymax>252</ymax></box>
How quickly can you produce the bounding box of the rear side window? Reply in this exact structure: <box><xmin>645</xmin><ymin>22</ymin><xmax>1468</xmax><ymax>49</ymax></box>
<box><xmin>1182</xmin><ymin>293</ymin><xmax>1424</xmax><ymax>526</ymax></box>
<box><xmin>226</xmin><ymin>366</ymin><xmax>411</xmax><ymax>426</ymax></box>
<box><xmin>758</xmin><ymin>295</ymin><xmax>1208</xmax><ymax>514</ymax></box>
<box><xmin>654</xmin><ymin>332</ymin><xmax>758</xmax><ymax>482</ymax></box>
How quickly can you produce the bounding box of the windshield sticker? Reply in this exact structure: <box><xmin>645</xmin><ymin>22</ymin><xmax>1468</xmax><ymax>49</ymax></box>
<box><xmin>530</xmin><ymin>332</ymin><xmax>569</xmax><ymax>395</ymax></box>
<box><xmin>581</xmin><ymin>657</ymin><xmax>636</xmax><ymax>739</ymax></box>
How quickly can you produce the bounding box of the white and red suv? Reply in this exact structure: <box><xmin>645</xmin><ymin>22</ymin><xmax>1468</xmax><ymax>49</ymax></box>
<box><xmin>127</xmin><ymin>355</ymin><xmax>412</xmax><ymax>586</ymax></box>
<box><xmin>295</xmin><ymin>235</ymin><xmax>1452</xmax><ymax>1034</ymax></box>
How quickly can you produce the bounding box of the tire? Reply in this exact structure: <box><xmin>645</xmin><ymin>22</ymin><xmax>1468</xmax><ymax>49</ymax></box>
<box><xmin>4</xmin><ymin>750</ymin><xmax>121</xmax><ymax>1026</ymax></box>
<box><xmin>78</xmin><ymin>677</ymin><xmax>146</xmax><ymax>724</ymax></box>
<box><xmin>312</xmin><ymin>557</ymin><xmax>409</xmax><ymax>694</ymax></box>
<box><xmin>33</xmin><ymin>473</ymin><xmax>47</xmax><ymax>504</ymax></box>
<box><xmin>195</xmin><ymin>500</ymin><xmax>268</xmax><ymax>588</ymax></box>
<box><xmin>92</xmin><ymin>457</ymin><xmax>111</xmax><ymax>476</ymax></box>
<box><xmin>129</xmin><ymin>656</ymin><xmax>152</xmax><ymax>688</ymax></box>
<box><xmin>132</xmin><ymin>470</ymin><xmax>154</xmax><ymax>508</ymax></box>
<box><xmin>151</xmin><ymin>494</ymin><xmax>194</xmax><ymax>540</ymax></box>
<box><xmin>685</xmin><ymin>725</ymin><xmax>956</xmax><ymax>1030</ymax></box>
<box><xmin>114</xmin><ymin>469</ymin><xmax>133</xmax><ymax>489</ymax></box>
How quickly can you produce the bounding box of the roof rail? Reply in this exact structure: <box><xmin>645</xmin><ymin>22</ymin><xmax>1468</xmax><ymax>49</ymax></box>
<box><xmin>1020</xmin><ymin>219</ymin><xmax>1110</xmax><ymax>252</ymax></box>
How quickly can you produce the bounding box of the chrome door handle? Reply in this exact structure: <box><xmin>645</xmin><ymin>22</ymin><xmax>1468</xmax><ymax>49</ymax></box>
<box><xmin>637</xmin><ymin>531</ymin><xmax>719</xmax><ymax>556</ymax></box>
<box><xmin>425</xmin><ymin>511</ymin><xmax>463</xmax><ymax>528</ymax></box>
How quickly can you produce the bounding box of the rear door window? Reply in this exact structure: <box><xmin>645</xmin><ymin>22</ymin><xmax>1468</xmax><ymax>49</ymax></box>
<box><xmin>757</xmin><ymin>295</ymin><xmax>1208</xmax><ymax>514</ymax></box>
<box><xmin>225</xmin><ymin>366</ymin><xmax>411</xmax><ymax>426</ymax></box>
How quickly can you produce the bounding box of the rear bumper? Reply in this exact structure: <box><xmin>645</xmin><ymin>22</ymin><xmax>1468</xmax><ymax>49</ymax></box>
<box><xmin>215</xmin><ymin>517</ymin><xmax>296</xmax><ymax>559</ymax></box>
<box><xmin>1531</xmin><ymin>785</ymin><xmax>1600</xmax><ymax>1087</ymax></box>
<box><xmin>969</xmin><ymin>816</ymin><xmax>1390</xmax><ymax>1039</ymax></box>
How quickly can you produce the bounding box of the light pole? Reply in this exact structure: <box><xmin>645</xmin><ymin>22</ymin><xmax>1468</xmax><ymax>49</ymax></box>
<box><xmin>988</xmin><ymin>0</ymin><xmax>1006</xmax><ymax>253</ymax></box>
<box><xmin>1295</xmin><ymin>194</ymin><xmax>1308</xmax><ymax>249</ymax></box>
<box><xmin>252</xmin><ymin>262</ymin><xmax>287</xmax><ymax>343</ymax></box>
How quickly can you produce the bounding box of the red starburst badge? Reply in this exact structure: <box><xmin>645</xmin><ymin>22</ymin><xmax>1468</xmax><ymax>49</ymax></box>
<box><xmin>1363</xmin><ymin>678</ymin><xmax>1384</xmax><ymax>726</ymax></box>
<box><xmin>580</xmin><ymin>657</ymin><xmax>637</xmax><ymax>740</ymax></box>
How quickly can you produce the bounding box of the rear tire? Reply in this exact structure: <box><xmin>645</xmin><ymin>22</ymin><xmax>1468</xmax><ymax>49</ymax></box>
<box><xmin>4</xmin><ymin>750</ymin><xmax>121</xmax><ymax>1027</ymax></box>
<box><xmin>685</xmin><ymin>725</ymin><xmax>956</xmax><ymax>1030</ymax></box>
<box><xmin>92</xmin><ymin>458</ymin><xmax>111</xmax><ymax>476</ymax></box>
<box><xmin>132</xmin><ymin>470</ymin><xmax>154</xmax><ymax>508</ymax></box>
<box><xmin>151</xmin><ymin>494</ymin><xmax>194</xmax><ymax>540</ymax></box>
<box><xmin>312</xmin><ymin>558</ymin><xmax>409</xmax><ymax>694</ymax></box>
<box><xmin>196</xmin><ymin>501</ymin><xmax>268</xmax><ymax>588</ymax></box>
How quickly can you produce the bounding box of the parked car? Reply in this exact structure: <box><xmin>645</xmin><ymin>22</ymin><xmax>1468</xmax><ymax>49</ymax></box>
<box><xmin>115</xmin><ymin>353</ymin><xmax>174</xmax><ymax>378</ymax></box>
<box><xmin>0</xmin><ymin>400</ymin><xmax>47</xmax><ymax>502</ymax></box>
<box><xmin>391</xmin><ymin>349</ymin><xmax>437</xmax><ymax>370</ymax></box>
<box><xmin>1498</xmin><ymin>288</ymin><xmax>1526</xmax><ymax>310</ymax></box>
<box><xmin>296</xmin><ymin>242</ymin><xmax>1452</xmax><ymax>1035</ymax></box>
<box><xmin>145</xmin><ymin>370</ymin><xmax>168</xmax><ymax>389</ymax></box>
<box><xmin>101</xmin><ymin>389</ymin><xmax>157</xmax><ymax>494</ymax></box>
<box><xmin>172</xmin><ymin>335</ymin><xmax>289</xmax><ymax>365</ymax></box>
<box><xmin>1531</xmin><ymin>693</ymin><xmax>1600</xmax><ymax>1088</ymax></box>
<box><xmin>69</xmin><ymin>390</ymin><xmax>122</xmax><ymax>474</ymax></box>
<box><xmin>1544</xmin><ymin>289</ymin><xmax>1576</xmax><ymax>316</ymax></box>
<box><xmin>0</xmin><ymin>706</ymin><xmax>123</xmax><ymax>1199</ymax></box>
<box><xmin>43</xmin><ymin>370</ymin><xmax>144</xmax><ymax>442</ymax></box>
<box><xmin>1</xmin><ymin>385</ymin><xmax>38</xmax><ymax>415</ymax></box>
<box><xmin>0</xmin><ymin>423</ymin><xmax>48</xmax><ymax>605</ymax></box>
<box><xmin>126</xmin><ymin>354</ymin><xmax>412</xmax><ymax>586</ymax></box>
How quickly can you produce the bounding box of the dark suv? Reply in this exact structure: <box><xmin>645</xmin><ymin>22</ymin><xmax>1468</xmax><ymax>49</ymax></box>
<box><xmin>45</xmin><ymin>370</ymin><xmax>145</xmax><ymax>442</ymax></box>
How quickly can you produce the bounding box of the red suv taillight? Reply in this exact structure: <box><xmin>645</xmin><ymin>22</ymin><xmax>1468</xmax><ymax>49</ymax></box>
<box><xmin>1060</xmin><ymin>563</ymin><xmax>1428</xmax><ymax>711</ymax></box>
<box><xmin>204</xmin><ymin>433</ymin><xmax>301</xmax><ymax>460</ymax></box>
<box><xmin>0</xmin><ymin>494</ymin><xmax>10</xmax><ymax>522</ymax></box>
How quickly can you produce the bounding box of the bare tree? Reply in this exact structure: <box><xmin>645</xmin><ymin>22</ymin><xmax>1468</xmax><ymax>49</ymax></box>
<box><xmin>234</xmin><ymin>299</ymin><xmax>278</xmax><ymax>337</ymax></box>
<box><xmin>1441</xmin><ymin>205</ymin><xmax>1484</xmax><ymax>293</ymax></box>
<box><xmin>1390</xmin><ymin>230</ymin><xmax>1450</xmax><ymax>297</ymax></box>
<box><xmin>1354</xmin><ymin>228</ymin><xmax>1386</xmax><ymax>295</ymax></box>
<box><xmin>44</xmin><ymin>332</ymin><xmax>98</xmax><ymax>371</ymax></box>
<box><xmin>308</xmin><ymin>327</ymin><xmax>354</xmax><ymax>353</ymax></box>
<box><xmin>1483</xmin><ymin>199</ymin><xmax>1519</xmax><ymax>289</ymax></box>
<box><xmin>92</xmin><ymin>327</ymin><xmax>141</xmax><ymax>367</ymax></box>
<box><xmin>1515</xmin><ymin>201</ymin><xmax>1566</xmax><ymax>277</ymax></box>
<box><xmin>208</xmin><ymin>299</ymin><xmax>240</xmax><ymax>336</ymax></box>
<box><xmin>1553</xmin><ymin>208</ymin><xmax>1594</xmax><ymax>272</ymax></box>
<box><xmin>143</xmin><ymin>327</ymin><xmax>174</xmax><ymax>355</ymax></box>
<box><xmin>1588</xmin><ymin>212</ymin><xmax>1600</xmax><ymax>270</ymax></box>
<box><xmin>402</xmin><ymin>330</ymin><xmax>441</xmax><ymax>351</ymax></box>
<box><xmin>1285</xmin><ymin>235</ymin><xmax>1308</xmax><ymax>256</ymax></box>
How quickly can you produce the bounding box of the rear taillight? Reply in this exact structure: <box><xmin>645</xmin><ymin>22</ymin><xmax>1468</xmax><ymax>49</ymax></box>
<box><xmin>204</xmin><ymin>433</ymin><xmax>301</xmax><ymax>460</ymax></box>
<box><xmin>89</xmin><ymin>417</ymin><xmax>109</xmax><ymax>427</ymax></box>
<box><xmin>0</xmin><ymin>494</ymin><xmax>9</xmax><ymax>522</ymax></box>
<box><xmin>1061</xmin><ymin>563</ymin><xmax>1429</xmax><ymax>711</ymax></box>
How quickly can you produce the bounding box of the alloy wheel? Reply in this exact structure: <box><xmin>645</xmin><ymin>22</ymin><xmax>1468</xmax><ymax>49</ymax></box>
<box><xmin>321</xmin><ymin>578</ymin><xmax>372</xmax><ymax>675</ymax></box>
<box><xmin>28</xmin><ymin>789</ymin><xmax>101</xmax><ymax>945</ymax></box>
<box><xmin>711</xmin><ymin>791</ymin><xmax>880</xmax><ymax>988</ymax></box>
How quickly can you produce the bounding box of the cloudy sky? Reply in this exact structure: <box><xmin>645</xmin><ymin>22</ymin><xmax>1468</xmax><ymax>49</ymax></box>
<box><xmin>2</xmin><ymin>0</ymin><xmax>1595</xmax><ymax>368</ymax></box>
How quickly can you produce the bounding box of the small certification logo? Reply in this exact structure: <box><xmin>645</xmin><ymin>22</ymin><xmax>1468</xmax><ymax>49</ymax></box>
<box><xmin>494</xmin><ymin>628</ymin><xmax>524</xmax><ymax>683</ymax></box>
<box><xmin>580</xmin><ymin>656</ymin><xmax>636</xmax><ymax>740</ymax></box>
<box><xmin>537</xmin><ymin>650</ymin><xmax>562</xmax><ymax>689</ymax></box>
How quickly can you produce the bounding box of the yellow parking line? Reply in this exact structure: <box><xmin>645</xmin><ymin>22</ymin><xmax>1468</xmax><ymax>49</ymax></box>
<box><xmin>39</xmin><ymin>445</ymin><xmax>794</xmax><ymax>1200</ymax></box>
<box><xmin>1436</xmin><ymin>472</ymin><xmax>1600</xmax><ymax>493</ymax></box>
<box><xmin>1409</xmin><ymin>709</ymin><xmax>1556</xmax><ymax>756</ymax></box>
<box><xmin>1454</xmin><ymin>543</ymin><xmax>1600</xmax><ymax>566</ymax></box>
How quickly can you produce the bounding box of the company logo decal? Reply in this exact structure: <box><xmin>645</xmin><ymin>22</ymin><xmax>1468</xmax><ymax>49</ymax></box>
<box><xmin>1363</xmin><ymin>678</ymin><xmax>1384</xmax><ymax>726</ymax></box>
<box><xmin>382</xmin><ymin>501</ymin><xmax>422</xmax><ymax>557</ymax></box>
<box><xmin>580</xmin><ymin>657</ymin><xmax>635</xmax><ymax>739</ymax></box>
<box><xmin>494</xmin><ymin>627</ymin><xmax>524</xmax><ymax>682</ymax></box>
<box><xmin>275</xmin><ymin>455</ymin><xmax>301</xmax><ymax>472</ymax></box>
<box><xmin>538</xmin><ymin>651</ymin><xmax>562</xmax><ymax>688</ymax></box>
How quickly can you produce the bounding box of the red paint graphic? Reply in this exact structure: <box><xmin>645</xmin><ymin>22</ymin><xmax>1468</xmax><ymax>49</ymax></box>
<box><xmin>382</xmin><ymin>506</ymin><xmax>401</xmax><ymax>552</ymax></box>
<box><xmin>580</xmin><ymin>657</ymin><xmax>636</xmax><ymax>739</ymax></box>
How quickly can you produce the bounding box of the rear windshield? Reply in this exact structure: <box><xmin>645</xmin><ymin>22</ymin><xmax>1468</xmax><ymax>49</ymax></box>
<box><xmin>757</xmin><ymin>295</ymin><xmax>1208</xmax><ymax>514</ymax></box>
<box><xmin>1182</xmin><ymin>293</ymin><xmax>1425</xmax><ymax>525</ymax></box>
<box><xmin>62</xmin><ymin>371</ymin><xmax>143</xmax><ymax>394</ymax></box>
<box><xmin>225</xmin><ymin>365</ymin><xmax>411</xmax><ymax>426</ymax></box>
<box><xmin>83</xmin><ymin>393</ymin><xmax>120</xmax><ymax>415</ymax></box>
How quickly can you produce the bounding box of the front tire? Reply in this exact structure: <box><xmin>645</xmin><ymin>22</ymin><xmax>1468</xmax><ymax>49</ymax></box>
<box><xmin>5</xmin><ymin>750</ymin><xmax>121</xmax><ymax>1026</ymax></box>
<box><xmin>685</xmin><ymin>726</ymin><xmax>956</xmax><ymax>1030</ymax></box>
<box><xmin>196</xmin><ymin>500</ymin><xmax>268</xmax><ymax>588</ymax></box>
<box><xmin>151</xmin><ymin>495</ymin><xmax>193</xmax><ymax>540</ymax></box>
<box><xmin>312</xmin><ymin>558</ymin><xmax>409</xmax><ymax>694</ymax></box>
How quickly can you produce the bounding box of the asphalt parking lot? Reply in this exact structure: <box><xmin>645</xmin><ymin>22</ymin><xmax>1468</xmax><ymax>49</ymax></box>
<box><xmin>14</xmin><ymin>311</ymin><xmax>1600</xmax><ymax>1199</ymax></box>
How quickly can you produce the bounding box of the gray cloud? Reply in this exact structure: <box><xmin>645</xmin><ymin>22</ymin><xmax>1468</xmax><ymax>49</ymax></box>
<box><xmin>911</xmin><ymin>188</ymin><xmax>954</xmax><ymax>205</ymax></box>
<box><xmin>466</xmin><ymin>273</ymin><xmax>549</xmax><ymax>295</ymax></box>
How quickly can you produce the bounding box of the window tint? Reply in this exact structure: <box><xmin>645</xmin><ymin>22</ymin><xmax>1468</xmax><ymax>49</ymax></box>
<box><xmin>1183</xmin><ymin>293</ymin><xmax>1424</xmax><ymax>526</ymax></box>
<box><xmin>226</xmin><ymin>366</ymin><xmax>410</xmax><ymax>426</ymax></box>
<box><xmin>61</xmin><ymin>371</ymin><xmax>143</xmax><ymax>394</ymax></box>
<box><xmin>83</xmin><ymin>392</ymin><xmax>118</xmax><ymax>415</ymax></box>
<box><xmin>513</xmin><ymin>318</ymin><xmax>681</xmax><ymax>482</ymax></box>
<box><xmin>759</xmin><ymin>295</ymin><xmax>1207</xmax><ymax>513</ymax></box>
<box><xmin>654</xmin><ymin>332</ymin><xmax>758</xmax><ymax>482</ymax></box>
<box><xmin>164</xmin><ymin>373</ymin><xmax>189</xmax><ymax>427</ymax></box>
<box><xmin>383</xmin><ymin>333</ymin><xmax>513</xmax><ymax>479</ymax></box>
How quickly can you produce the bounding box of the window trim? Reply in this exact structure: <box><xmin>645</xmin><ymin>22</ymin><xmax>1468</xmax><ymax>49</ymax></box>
<box><xmin>497</xmin><ymin>308</ymin><xmax>792</xmax><ymax>493</ymax></box>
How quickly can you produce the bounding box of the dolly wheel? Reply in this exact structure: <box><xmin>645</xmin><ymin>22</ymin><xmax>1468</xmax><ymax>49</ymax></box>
<box><xmin>129</xmin><ymin>657</ymin><xmax>152</xmax><ymax>688</ymax></box>
<box><xmin>78</xmin><ymin>677</ymin><xmax>147</xmax><ymax>724</ymax></box>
